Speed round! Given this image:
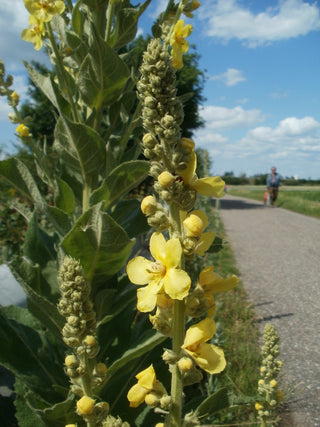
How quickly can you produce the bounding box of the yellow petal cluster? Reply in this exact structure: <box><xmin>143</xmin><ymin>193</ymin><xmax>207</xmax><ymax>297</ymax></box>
<box><xmin>182</xmin><ymin>317</ymin><xmax>226</xmax><ymax>374</ymax></box>
<box><xmin>21</xmin><ymin>15</ymin><xmax>45</xmax><ymax>50</ymax></box>
<box><xmin>127</xmin><ymin>232</ymin><xmax>191</xmax><ymax>312</ymax></box>
<box><xmin>24</xmin><ymin>0</ymin><xmax>65</xmax><ymax>22</ymax></box>
<box><xmin>178</xmin><ymin>151</ymin><xmax>225</xmax><ymax>198</ymax></box>
<box><xmin>127</xmin><ymin>365</ymin><xmax>166</xmax><ymax>408</ymax></box>
<box><xmin>170</xmin><ymin>20</ymin><xmax>193</xmax><ymax>69</ymax></box>
<box><xmin>16</xmin><ymin>123</ymin><xmax>31</xmax><ymax>138</ymax></box>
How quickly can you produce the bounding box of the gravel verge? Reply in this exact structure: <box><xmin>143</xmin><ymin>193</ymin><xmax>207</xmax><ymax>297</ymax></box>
<box><xmin>218</xmin><ymin>194</ymin><xmax>320</xmax><ymax>427</ymax></box>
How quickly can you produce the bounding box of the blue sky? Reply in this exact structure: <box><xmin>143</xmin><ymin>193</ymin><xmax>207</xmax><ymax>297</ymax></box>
<box><xmin>1</xmin><ymin>0</ymin><xmax>320</xmax><ymax>179</ymax></box>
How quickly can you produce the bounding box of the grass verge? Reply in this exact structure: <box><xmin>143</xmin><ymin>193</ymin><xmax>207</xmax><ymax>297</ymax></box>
<box><xmin>227</xmin><ymin>185</ymin><xmax>320</xmax><ymax>219</ymax></box>
<box><xmin>210</xmin><ymin>209</ymin><xmax>261</xmax><ymax>424</ymax></box>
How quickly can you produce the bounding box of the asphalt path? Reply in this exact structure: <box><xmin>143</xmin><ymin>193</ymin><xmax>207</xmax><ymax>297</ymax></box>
<box><xmin>218</xmin><ymin>194</ymin><xmax>320</xmax><ymax>426</ymax></box>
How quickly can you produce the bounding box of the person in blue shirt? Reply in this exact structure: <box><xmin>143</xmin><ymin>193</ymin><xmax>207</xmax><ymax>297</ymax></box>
<box><xmin>266</xmin><ymin>167</ymin><xmax>282</xmax><ymax>206</ymax></box>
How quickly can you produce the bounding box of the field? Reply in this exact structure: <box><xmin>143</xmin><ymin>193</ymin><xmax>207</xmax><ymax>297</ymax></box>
<box><xmin>227</xmin><ymin>185</ymin><xmax>320</xmax><ymax>219</ymax></box>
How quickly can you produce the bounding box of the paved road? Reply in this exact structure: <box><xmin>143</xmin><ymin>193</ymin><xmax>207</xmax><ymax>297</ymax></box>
<box><xmin>218</xmin><ymin>195</ymin><xmax>320</xmax><ymax>426</ymax></box>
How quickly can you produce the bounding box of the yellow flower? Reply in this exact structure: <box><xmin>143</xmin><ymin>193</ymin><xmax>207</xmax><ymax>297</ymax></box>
<box><xmin>21</xmin><ymin>15</ymin><xmax>45</xmax><ymax>50</ymax></box>
<box><xmin>199</xmin><ymin>266</ymin><xmax>239</xmax><ymax>293</ymax></box>
<box><xmin>76</xmin><ymin>396</ymin><xmax>95</xmax><ymax>415</ymax></box>
<box><xmin>270</xmin><ymin>379</ymin><xmax>277</xmax><ymax>388</ymax></box>
<box><xmin>16</xmin><ymin>123</ymin><xmax>31</xmax><ymax>138</ymax></box>
<box><xmin>255</xmin><ymin>402</ymin><xmax>263</xmax><ymax>411</ymax></box>
<box><xmin>182</xmin><ymin>210</ymin><xmax>216</xmax><ymax>256</ymax></box>
<box><xmin>170</xmin><ymin>20</ymin><xmax>193</xmax><ymax>69</ymax></box>
<box><xmin>127</xmin><ymin>365</ymin><xmax>166</xmax><ymax>408</ymax></box>
<box><xmin>141</xmin><ymin>195</ymin><xmax>157</xmax><ymax>215</ymax></box>
<box><xmin>158</xmin><ymin>171</ymin><xmax>174</xmax><ymax>187</ymax></box>
<box><xmin>127</xmin><ymin>232</ymin><xmax>191</xmax><ymax>312</ymax></box>
<box><xmin>24</xmin><ymin>0</ymin><xmax>65</xmax><ymax>22</ymax></box>
<box><xmin>182</xmin><ymin>317</ymin><xmax>226</xmax><ymax>374</ymax></box>
<box><xmin>178</xmin><ymin>151</ymin><xmax>225</xmax><ymax>198</ymax></box>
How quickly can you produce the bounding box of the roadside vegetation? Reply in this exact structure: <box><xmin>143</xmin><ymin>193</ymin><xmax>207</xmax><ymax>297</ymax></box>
<box><xmin>227</xmin><ymin>185</ymin><xmax>320</xmax><ymax>219</ymax></box>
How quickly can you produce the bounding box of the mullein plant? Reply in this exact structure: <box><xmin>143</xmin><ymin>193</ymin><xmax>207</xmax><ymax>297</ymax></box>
<box><xmin>255</xmin><ymin>324</ymin><xmax>283</xmax><ymax>426</ymax></box>
<box><xmin>126</xmin><ymin>1</ymin><xmax>239</xmax><ymax>425</ymax></box>
<box><xmin>0</xmin><ymin>0</ymin><xmax>240</xmax><ymax>426</ymax></box>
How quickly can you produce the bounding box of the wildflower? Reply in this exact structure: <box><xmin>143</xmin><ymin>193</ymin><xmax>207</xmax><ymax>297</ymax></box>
<box><xmin>178</xmin><ymin>151</ymin><xmax>225</xmax><ymax>198</ymax></box>
<box><xmin>127</xmin><ymin>232</ymin><xmax>191</xmax><ymax>312</ymax></box>
<box><xmin>76</xmin><ymin>396</ymin><xmax>95</xmax><ymax>415</ymax></box>
<box><xmin>199</xmin><ymin>266</ymin><xmax>239</xmax><ymax>293</ymax></box>
<box><xmin>170</xmin><ymin>20</ymin><xmax>193</xmax><ymax>69</ymax></box>
<box><xmin>255</xmin><ymin>402</ymin><xmax>263</xmax><ymax>411</ymax></box>
<box><xmin>182</xmin><ymin>317</ymin><xmax>226</xmax><ymax>374</ymax></box>
<box><xmin>24</xmin><ymin>0</ymin><xmax>65</xmax><ymax>22</ymax></box>
<box><xmin>127</xmin><ymin>365</ymin><xmax>166</xmax><ymax>408</ymax></box>
<box><xmin>21</xmin><ymin>15</ymin><xmax>45</xmax><ymax>50</ymax></box>
<box><xmin>16</xmin><ymin>123</ymin><xmax>31</xmax><ymax>137</ymax></box>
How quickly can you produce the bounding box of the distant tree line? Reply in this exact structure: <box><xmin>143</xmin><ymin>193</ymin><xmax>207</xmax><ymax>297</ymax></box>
<box><xmin>222</xmin><ymin>172</ymin><xmax>320</xmax><ymax>186</ymax></box>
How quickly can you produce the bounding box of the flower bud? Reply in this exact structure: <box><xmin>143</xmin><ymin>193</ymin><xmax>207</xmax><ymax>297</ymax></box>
<box><xmin>94</xmin><ymin>363</ymin><xmax>107</xmax><ymax>376</ymax></box>
<box><xmin>10</xmin><ymin>91</ymin><xmax>19</xmax><ymax>104</ymax></box>
<box><xmin>159</xmin><ymin>395</ymin><xmax>171</xmax><ymax>410</ymax></box>
<box><xmin>83</xmin><ymin>335</ymin><xmax>96</xmax><ymax>346</ymax></box>
<box><xmin>270</xmin><ymin>379</ymin><xmax>277</xmax><ymax>388</ymax></box>
<box><xmin>178</xmin><ymin>357</ymin><xmax>193</xmax><ymax>372</ymax></box>
<box><xmin>141</xmin><ymin>196</ymin><xmax>157</xmax><ymax>215</ymax></box>
<box><xmin>145</xmin><ymin>392</ymin><xmax>160</xmax><ymax>407</ymax></box>
<box><xmin>158</xmin><ymin>171</ymin><xmax>174</xmax><ymax>188</ymax></box>
<box><xmin>183</xmin><ymin>214</ymin><xmax>204</xmax><ymax>237</ymax></box>
<box><xmin>255</xmin><ymin>402</ymin><xmax>263</xmax><ymax>411</ymax></box>
<box><xmin>77</xmin><ymin>396</ymin><xmax>95</xmax><ymax>415</ymax></box>
<box><xmin>142</xmin><ymin>133</ymin><xmax>157</xmax><ymax>148</ymax></box>
<box><xmin>65</xmin><ymin>354</ymin><xmax>78</xmax><ymax>367</ymax></box>
<box><xmin>8</xmin><ymin>112</ymin><xmax>19</xmax><ymax>123</ymax></box>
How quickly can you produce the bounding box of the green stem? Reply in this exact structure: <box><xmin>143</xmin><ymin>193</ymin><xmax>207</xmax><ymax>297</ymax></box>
<box><xmin>166</xmin><ymin>202</ymin><xmax>185</xmax><ymax>427</ymax></box>
<box><xmin>83</xmin><ymin>180</ymin><xmax>92</xmax><ymax>213</ymax></box>
<box><xmin>46</xmin><ymin>23</ymin><xmax>80</xmax><ymax>122</ymax></box>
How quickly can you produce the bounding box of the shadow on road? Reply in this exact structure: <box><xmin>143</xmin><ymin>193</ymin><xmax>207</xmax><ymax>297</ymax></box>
<box><xmin>257</xmin><ymin>312</ymin><xmax>294</xmax><ymax>323</ymax></box>
<box><xmin>212</xmin><ymin>198</ymin><xmax>265</xmax><ymax>210</ymax></box>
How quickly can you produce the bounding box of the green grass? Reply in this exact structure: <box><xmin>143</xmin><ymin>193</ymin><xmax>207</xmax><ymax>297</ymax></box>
<box><xmin>227</xmin><ymin>185</ymin><xmax>320</xmax><ymax>219</ymax></box>
<box><xmin>210</xmin><ymin>218</ymin><xmax>261</xmax><ymax>424</ymax></box>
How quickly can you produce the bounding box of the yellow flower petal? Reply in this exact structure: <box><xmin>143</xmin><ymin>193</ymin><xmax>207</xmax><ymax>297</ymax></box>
<box><xmin>150</xmin><ymin>232</ymin><xmax>166</xmax><ymax>262</ymax></box>
<box><xmin>192</xmin><ymin>176</ymin><xmax>225</xmax><ymax>197</ymax></box>
<box><xmin>137</xmin><ymin>280</ymin><xmax>163</xmax><ymax>312</ymax></box>
<box><xmin>127</xmin><ymin>383</ymin><xmax>148</xmax><ymax>408</ymax></box>
<box><xmin>136</xmin><ymin>364</ymin><xmax>156</xmax><ymax>389</ymax></box>
<box><xmin>199</xmin><ymin>269</ymin><xmax>239</xmax><ymax>292</ymax></box>
<box><xmin>183</xmin><ymin>317</ymin><xmax>216</xmax><ymax>348</ymax></box>
<box><xmin>127</xmin><ymin>257</ymin><xmax>154</xmax><ymax>285</ymax></box>
<box><xmin>195</xmin><ymin>232</ymin><xmax>216</xmax><ymax>256</ymax></box>
<box><xmin>178</xmin><ymin>151</ymin><xmax>196</xmax><ymax>184</ymax></box>
<box><xmin>163</xmin><ymin>268</ymin><xmax>191</xmax><ymax>300</ymax></box>
<box><xmin>164</xmin><ymin>238</ymin><xmax>182</xmax><ymax>269</ymax></box>
<box><xmin>187</xmin><ymin>342</ymin><xmax>226</xmax><ymax>374</ymax></box>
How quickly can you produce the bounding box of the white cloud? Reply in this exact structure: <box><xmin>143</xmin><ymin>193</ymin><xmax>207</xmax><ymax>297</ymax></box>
<box><xmin>210</xmin><ymin>68</ymin><xmax>246</xmax><ymax>86</ymax></box>
<box><xmin>200</xmin><ymin>0</ymin><xmax>320</xmax><ymax>47</ymax></box>
<box><xmin>199</xmin><ymin>105</ymin><xmax>264</xmax><ymax>130</ymax></box>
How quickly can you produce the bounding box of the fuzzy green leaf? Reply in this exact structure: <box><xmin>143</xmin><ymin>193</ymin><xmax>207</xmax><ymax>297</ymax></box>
<box><xmin>10</xmin><ymin>258</ymin><xmax>64</xmax><ymax>338</ymax></box>
<box><xmin>61</xmin><ymin>203</ymin><xmax>134</xmax><ymax>285</ymax></box>
<box><xmin>24</xmin><ymin>62</ymin><xmax>70</xmax><ymax>115</ymax></box>
<box><xmin>78</xmin><ymin>27</ymin><xmax>129</xmax><ymax>109</ymax></box>
<box><xmin>0</xmin><ymin>306</ymin><xmax>65</xmax><ymax>399</ymax></box>
<box><xmin>110</xmin><ymin>199</ymin><xmax>149</xmax><ymax>238</ymax></box>
<box><xmin>90</xmin><ymin>160</ymin><xmax>149</xmax><ymax>208</ymax></box>
<box><xmin>54</xmin><ymin>116</ymin><xmax>105</xmax><ymax>183</ymax></box>
<box><xmin>55</xmin><ymin>178</ymin><xmax>76</xmax><ymax>215</ymax></box>
<box><xmin>195</xmin><ymin>387</ymin><xmax>230</xmax><ymax>419</ymax></box>
<box><xmin>106</xmin><ymin>331</ymin><xmax>165</xmax><ymax>379</ymax></box>
<box><xmin>110</xmin><ymin>1</ymin><xmax>152</xmax><ymax>49</ymax></box>
<box><xmin>207</xmin><ymin>235</ymin><xmax>224</xmax><ymax>253</ymax></box>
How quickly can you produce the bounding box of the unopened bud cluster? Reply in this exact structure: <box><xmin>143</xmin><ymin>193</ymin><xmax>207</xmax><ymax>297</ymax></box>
<box><xmin>255</xmin><ymin>324</ymin><xmax>283</xmax><ymax>424</ymax></box>
<box><xmin>137</xmin><ymin>37</ymin><xmax>197</xmax><ymax>227</ymax></box>
<box><xmin>58</xmin><ymin>256</ymin><xmax>97</xmax><ymax>350</ymax></box>
<box><xmin>76</xmin><ymin>396</ymin><xmax>110</xmax><ymax>425</ymax></box>
<box><xmin>102</xmin><ymin>415</ymin><xmax>130</xmax><ymax>427</ymax></box>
